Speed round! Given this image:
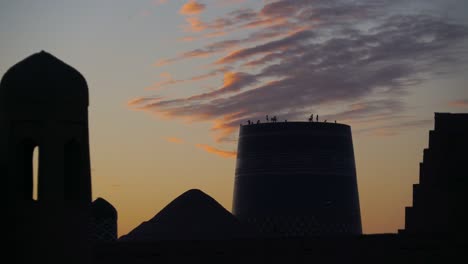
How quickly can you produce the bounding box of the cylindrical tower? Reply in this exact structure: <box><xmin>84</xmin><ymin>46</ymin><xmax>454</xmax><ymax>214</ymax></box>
<box><xmin>232</xmin><ymin>122</ymin><xmax>362</xmax><ymax>236</ymax></box>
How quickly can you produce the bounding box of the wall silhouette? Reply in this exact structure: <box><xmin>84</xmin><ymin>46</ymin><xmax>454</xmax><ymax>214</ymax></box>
<box><xmin>1</xmin><ymin>51</ymin><xmax>92</xmax><ymax>263</ymax></box>
<box><xmin>404</xmin><ymin>112</ymin><xmax>468</xmax><ymax>236</ymax></box>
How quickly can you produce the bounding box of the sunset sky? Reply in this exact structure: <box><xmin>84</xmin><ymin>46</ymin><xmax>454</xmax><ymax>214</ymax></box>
<box><xmin>1</xmin><ymin>0</ymin><xmax>467</xmax><ymax>237</ymax></box>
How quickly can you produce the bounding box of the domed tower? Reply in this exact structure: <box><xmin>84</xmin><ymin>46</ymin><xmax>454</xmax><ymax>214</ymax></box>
<box><xmin>91</xmin><ymin>198</ymin><xmax>118</xmax><ymax>242</ymax></box>
<box><xmin>1</xmin><ymin>51</ymin><xmax>92</xmax><ymax>263</ymax></box>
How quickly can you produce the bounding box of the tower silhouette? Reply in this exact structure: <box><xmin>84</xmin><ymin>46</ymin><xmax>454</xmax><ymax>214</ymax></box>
<box><xmin>1</xmin><ymin>51</ymin><xmax>92</xmax><ymax>263</ymax></box>
<box><xmin>404</xmin><ymin>112</ymin><xmax>468</xmax><ymax>236</ymax></box>
<box><xmin>233</xmin><ymin>122</ymin><xmax>362</xmax><ymax>237</ymax></box>
<box><xmin>92</xmin><ymin>198</ymin><xmax>118</xmax><ymax>242</ymax></box>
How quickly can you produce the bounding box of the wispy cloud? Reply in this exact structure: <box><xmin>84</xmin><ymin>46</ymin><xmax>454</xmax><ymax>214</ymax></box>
<box><xmin>449</xmin><ymin>99</ymin><xmax>468</xmax><ymax>108</ymax></box>
<box><xmin>196</xmin><ymin>144</ymin><xmax>237</xmax><ymax>158</ymax></box>
<box><xmin>132</xmin><ymin>0</ymin><xmax>468</xmax><ymax>142</ymax></box>
<box><xmin>165</xmin><ymin>137</ymin><xmax>184</xmax><ymax>144</ymax></box>
<box><xmin>127</xmin><ymin>96</ymin><xmax>162</xmax><ymax>107</ymax></box>
<box><xmin>147</xmin><ymin>67</ymin><xmax>230</xmax><ymax>90</ymax></box>
<box><xmin>183</xmin><ymin>16</ymin><xmax>207</xmax><ymax>32</ymax></box>
<box><xmin>186</xmin><ymin>71</ymin><xmax>258</xmax><ymax>100</ymax></box>
<box><xmin>356</xmin><ymin>119</ymin><xmax>433</xmax><ymax>137</ymax></box>
<box><xmin>215</xmin><ymin>30</ymin><xmax>314</xmax><ymax>64</ymax></box>
<box><xmin>158</xmin><ymin>23</ymin><xmax>301</xmax><ymax>66</ymax></box>
<box><xmin>180</xmin><ymin>7</ymin><xmax>260</xmax><ymax>34</ymax></box>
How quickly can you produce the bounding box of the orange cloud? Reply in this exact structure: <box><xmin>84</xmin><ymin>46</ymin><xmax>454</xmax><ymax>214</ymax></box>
<box><xmin>196</xmin><ymin>144</ymin><xmax>237</xmax><ymax>158</ymax></box>
<box><xmin>128</xmin><ymin>93</ymin><xmax>243</xmax><ymax>142</ymax></box>
<box><xmin>127</xmin><ymin>97</ymin><xmax>145</xmax><ymax>106</ymax></box>
<box><xmin>147</xmin><ymin>68</ymin><xmax>227</xmax><ymax>90</ymax></box>
<box><xmin>215</xmin><ymin>30</ymin><xmax>311</xmax><ymax>64</ymax></box>
<box><xmin>222</xmin><ymin>72</ymin><xmax>237</xmax><ymax>87</ymax></box>
<box><xmin>165</xmin><ymin>137</ymin><xmax>184</xmax><ymax>144</ymax></box>
<box><xmin>215</xmin><ymin>49</ymin><xmax>245</xmax><ymax>64</ymax></box>
<box><xmin>242</xmin><ymin>51</ymin><xmax>277</xmax><ymax>67</ymax></box>
<box><xmin>155</xmin><ymin>58</ymin><xmax>176</xmax><ymax>66</ymax></box>
<box><xmin>160</xmin><ymin>72</ymin><xmax>172</xmax><ymax>79</ymax></box>
<box><xmin>242</xmin><ymin>17</ymin><xmax>286</xmax><ymax>29</ymax></box>
<box><xmin>218</xmin><ymin>71</ymin><xmax>256</xmax><ymax>92</ymax></box>
<box><xmin>184</xmin><ymin>16</ymin><xmax>207</xmax><ymax>32</ymax></box>
<box><xmin>211</xmin><ymin>118</ymin><xmax>237</xmax><ymax>143</ymax></box>
<box><xmin>127</xmin><ymin>96</ymin><xmax>158</xmax><ymax>106</ymax></box>
<box><xmin>204</xmin><ymin>30</ymin><xmax>227</xmax><ymax>38</ymax></box>
<box><xmin>449</xmin><ymin>99</ymin><xmax>468</xmax><ymax>108</ymax></box>
<box><xmin>180</xmin><ymin>0</ymin><xmax>206</xmax><ymax>15</ymax></box>
<box><xmin>156</xmin><ymin>48</ymin><xmax>213</xmax><ymax>66</ymax></box>
<box><xmin>186</xmin><ymin>71</ymin><xmax>257</xmax><ymax>101</ymax></box>
<box><xmin>161</xmin><ymin>25</ymin><xmax>301</xmax><ymax>66</ymax></box>
<box><xmin>179</xmin><ymin>36</ymin><xmax>197</xmax><ymax>42</ymax></box>
<box><xmin>126</xmin><ymin>96</ymin><xmax>163</xmax><ymax>113</ymax></box>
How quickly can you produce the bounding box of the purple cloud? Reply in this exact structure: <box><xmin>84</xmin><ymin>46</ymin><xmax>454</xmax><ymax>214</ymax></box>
<box><xmin>131</xmin><ymin>0</ymin><xmax>468</xmax><ymax>141</ymax></box>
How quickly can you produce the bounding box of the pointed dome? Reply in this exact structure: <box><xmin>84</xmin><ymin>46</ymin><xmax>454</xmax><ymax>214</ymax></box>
<box><xmin>0</xmin><ymin>51</ymin><xmax>88</xmax><ymax>110</ymax></box>
<box><xmin>120</xmin><ymin>189</ymin><xmax>253</xmax><ymax>241</ymax></box>
<box><xmin>92</xmin><ymin>198</ymin><xmax>118</xmax><ymax>219</ymax></box>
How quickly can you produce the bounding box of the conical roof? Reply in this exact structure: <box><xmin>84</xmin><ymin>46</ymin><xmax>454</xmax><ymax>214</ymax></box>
<box><xmin>120</xmin><ymin>189</ymin><xmax>252</xmax><ymax>241</ymax></box>
<box><xmin>0</xmin><ymin>51</ymin><xmax>88</xmax><ymax>109</ymax></box>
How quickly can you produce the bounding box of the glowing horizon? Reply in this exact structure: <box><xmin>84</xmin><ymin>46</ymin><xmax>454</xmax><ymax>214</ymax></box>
<box><xmin>1</xmin><ymin>0</ymin><xmax>468</xmax><ymax>237</ymax></box>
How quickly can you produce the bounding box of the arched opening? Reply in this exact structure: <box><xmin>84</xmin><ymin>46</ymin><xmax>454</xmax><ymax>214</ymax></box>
<box><xmin>32</xmin><ymin>146</ymin><xmax>39</xmax><ymax>201</ymax></box>
<box><xmin>64</xmin><ymin>140</ymin><xmax>82</xmax><ymax>201</ymax></box>
<box><xmin>18</xmin><ymin>140</ymin><xmax>38</xmax><ymax>201</ymax></box>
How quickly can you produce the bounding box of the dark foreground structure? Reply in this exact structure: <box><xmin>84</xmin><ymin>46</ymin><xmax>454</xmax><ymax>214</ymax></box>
<box><xmin>5</xmin><ymin>52</ymin><xmax>466</xmax><ymax>263</ymax></box>
<box><xmin>93</xmin><ymin>234</ymin><xmax>464</xmax><ymax>264</ymax></box>
<box><xmin>233</xmin><ymin>122</ymin><xmax>362</xmax><ymax>236</ymax></box>
<box><xmin>92</xmin><ymin>113</ymin><xmax>466</xmax><ymax>263</ymax></box>
<box><xmin>120</xmin><ymin>189</ymin><xmax>253</xmax><ymax>241</ymax></box>
<box><xmin>2</xmin><ymin>51</ymin><xmax>92</xmax><ymax>263</ymax></box>
<box><xmin>92</xmin><ymin>198</ymin><xmax>118</xmax><ymax>242</ymax></box>
<box><xmin>404</xmin><ymin>112</ymin><xmax>468</xmax><ymax>235</ymax></box>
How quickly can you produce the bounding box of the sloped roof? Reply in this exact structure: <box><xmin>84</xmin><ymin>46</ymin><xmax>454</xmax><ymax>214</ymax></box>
<box><xmin>92</xmin><ymin>197</ymin><xmax>118</xmax><ymax>219</ymax></box>
<box><xmin>120</xmin><ymin>189</ymin><xmax>253</xmax><ymax>241</ymax></box>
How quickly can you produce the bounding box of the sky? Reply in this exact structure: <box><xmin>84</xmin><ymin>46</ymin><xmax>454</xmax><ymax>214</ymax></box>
<box><xmin>1</xmin><ymin>0</ymin><xmax>467</xmax><ymax>237</ymax></box>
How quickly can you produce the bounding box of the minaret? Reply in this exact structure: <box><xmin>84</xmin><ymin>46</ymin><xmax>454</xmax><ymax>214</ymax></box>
<box><xmin>1</xmin><ymin>51</ymin><xmax>92</xmax><ymax>263</ymax></box>
<box><xmin>233</xmin><ymin>121</ymin><xmax>362</xmax><ymax>237</ymax></box>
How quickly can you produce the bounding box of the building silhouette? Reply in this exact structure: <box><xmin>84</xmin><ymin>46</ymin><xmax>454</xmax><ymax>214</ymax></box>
<box><xmin>120</xmin><ymin>189</ymin><xmax>253</xmax><ymax>241</ymax></box>
<box><xmin>404</xmin><ymin>112</ymin><xmax>468</xmax><ymax>236</ymax></box>
<box><xmin>232</xmin><ymin>122</ymin><xmax>362</xmax><ymax>236</ymax></box>
<box><xmin>1</xmin><ymin>51</ymin><xmax>92</xmax><ymax>263</ymax></box>
<box><xmin>92</xmin><ymin>198</ymin><xmax>118</xmax><ymax>242</ymax></box>
<box><xmin>4</xmin><ymin>52</ymin><xmax>464</xmax><ymax>263</ymax></box>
